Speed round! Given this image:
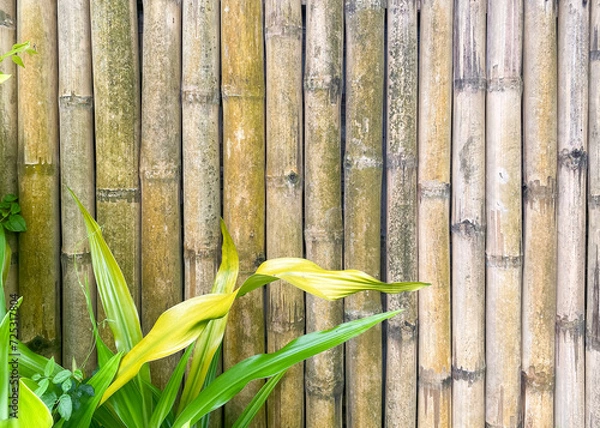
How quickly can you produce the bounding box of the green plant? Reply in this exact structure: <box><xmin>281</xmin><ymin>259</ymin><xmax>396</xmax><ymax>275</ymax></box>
<box><xmin>0</xmin><ymin>41</ymin><xmax>36</xmax><ymax>84</ymax></box>
<box><xmin>6</xmin><ymin>191</ymin><xmax>428</xmax><ymax>427</ymax></box>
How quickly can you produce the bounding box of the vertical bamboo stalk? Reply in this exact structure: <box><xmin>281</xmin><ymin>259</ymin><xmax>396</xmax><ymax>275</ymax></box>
<box><xmin>90</xmin><ymin>0</ymin><xmax>141</xmax><ymax>344</ymax></box>
<box><xmin>58</xmin><ymin>0</ymin><xmax>96</xmax><ymax>367</ymax></box>
<box><xmin>304</xmin><ymin>1</ymin><xmax>344</xmax><ymax>426</ymax></box>
<box><xmin>385</xmin><ymin>1</ymin><xmax>418</xmax><ymax>426</ymax></box>
<box><xmin>556</xmin><ymin>1</ymin><xmax>588</xmax><ymax>426</ymax></box>
<box><xmin>588</xmin><ymin>2</ymin><xmax>600</xmax><ymax>425</ymax></box>
<box><xmin>265</xmin><ymin>1</ymin><xmax>304</xmax><ymax>426</ymax></box>
<box><xmin>182</xmin><ymin>0</ymin><xmax>220</xmax><ymax>299</ymax></box>
<box><xmin>417</xmin><ymin>1</ymin><xmax>453</xmax><ymax>426</ymax></box>
<box><xmin>589</xmin><ymin>11</ymin><xmax>600</xmax><ymax>428</ymax></box>
<box><xmin>17</xmin><ymin>0</ymin><xmax>61</xmax><ymax>360</ymax></box>
<box><xmin>522</xmin><ymin>1</ymin><xmax>557</xmax><ymax>426</ymax></box>
<box><xmin>221</xmin><ymin>1</ymin><xmax>266</xmax><ymax>425</ymax></box>
<box><xmin>139</xmin><ymin>0</ymin><xmax>182</xmax><ymax>388</ymax></box>
<box><xmin>451</xmin><ymin>1</ymin><xmax>486</xmax><ymax>426</ymax></box>
<box><xmin>344</xmin><ymin>1</ymin><xmax>384</xmax><ymax>426</ymax></box>
<box><xmin>0</xmin><ymin>0</ymin><xmax>18</xmax><ymax>300</ymax></box>
<box><xmin>486</xmin><ymin>1</ymin><xmax>523</xmax><ymax>426</ymax></box>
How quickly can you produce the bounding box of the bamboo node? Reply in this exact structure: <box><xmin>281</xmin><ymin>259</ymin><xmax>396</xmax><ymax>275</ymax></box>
<box><xmin>0</xmin><ymin>10</ymin><xmax>14</xmax><ymax>27</ymax></box>
<box><xmin>451</xmin><ymin>365</ymin><xmax>485</xmax><ymax>386</ymax></box>
<box><xmin>222</xmin><ymin>84</ymin><xmax>264</xmax><ymax>99</ymax></box>
<box><xmin>181</xmin><ymin>89</ymin><xmax>220</xmax><ymax>105</ymax></box>
<box><xmin>61</xmin><ymin>251</ymin><xmax>92</xmax><ymax>265</ymax></box>
<box><xmin>23</xmin><ymin>162</ymin><xmax>56</xmax><ymax>176</ymax></box>
<box><xmin>486</xmin><ymin>77</ymin><xmax>523</xmax><ymax>93</ymax></box>
<box><xmin>590</xmin><ymin>194</ymin><xmax>600</xmax><ymax>207</ymax></box>
<box><xmin>305</xmin><ymin>369</ymin><xmax>344</xmax><ymax>397</ymax></box>
<box><xmin>96</xmin><ymin>187</ymin><xmax>140</xmax><ymax>203</ymax></box>
<box><xmin>485</xmin><ymin>254</ymin><xmax>522</xmax><ymax>268</ymax></box>
<box><xmin>344</xmin><ymin>153</ymin><xmax>384</xmax><ymax>170</ymax></box>
<box><xmin>59</xmin><ymin>94</ymin><xmax>93</xmax><ymax>109</ymax></box>
<box><xmin>304</xmin><ymin>227</ymin><xmax>343</xmax><ymax>244</ymax></box>
<box><xmin>454</xmin><ymin>77</ymin><xmax>486</xmax><ymax>92</ymax></box>
<box><xmin>418</xmin><ymin>367</ymin><xmax>452</xmax><ymax>389</ymax></box>
<box><xmin>521</xmin><ymin>366</ymin><xmax>554</xmax><ymax>392</ymax></box>
<box><xmin>451</xmin><ymin>219</ymin><xmax>484</xmax><ymax>236</ymax></box>
<box><xmin>558</xmin><ymin>147</ymin><xmax>588</xmax><ymax>171</ymax></box>
<box><xmin>386</xmin><ymin>153</ymin><xmax>417</xmax><ymax>171</ymax></box>
<box><xmin>591</xmin><ymin>50</ymin><xmax>600</xmax><ymax>62</ymax></box>
<box><xmin>140</xmin><ymin>164</ymin><xmax>180</xmax><ymax>180</ymax></box>
<box><xmin>264</xmin><ymin>23</ymin><xmax>303</xmax><ymax>40</ymax></box>
<box><xmin>345</xmin><ymin>0</ymin><xmax>386</xmax><ymax>14</ymax></box>
<box><xmin>418</xmin><ymin>181</ymin><xmax>450</xmax><ymax>200</ymax></box>
<box><xmin>304</xmin><ymin>76</ymin><xmax>342</xmax><ymax>102</ymax></box>
<box><xmin>555</xmin><ymin>314</ymin><xmax>585</xmax><ymax>338</ymax></box>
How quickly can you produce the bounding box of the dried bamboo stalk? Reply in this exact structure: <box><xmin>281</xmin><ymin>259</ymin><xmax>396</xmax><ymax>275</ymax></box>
<box><xmin>221</xmin><ymin>1</ymin><xmax>266</xmax><ymax>425</ymax></box>
<box><xmin>17</xmin><ymin>0</ymin><xmax>61</xmax><ymax>360</ymax></box>
<box><xmin>139</xmin><ymin>0</ymin><xmax>182</xmax><ymax>389</ymax></box>
<box><xmin>588</xmin><ymin>2</ymin><xmax>600</xmax><ymax>425</ymax></box>
<box><xmin>485</xmin><ymin>1</ymin><xmax>523</xmax><ymax>426</ymax></box>
<box><xmin>90</xmin><ymin>0</ymin><xmax>141</xmax><ymax>346</ymax></box>
<box><xmin>417</xmin><ymin>1</ymin><xmax>453</xmax><ymax>426</ymax></box>
<box><xmin>384</xmin><ymin>1</ymin><xmax>418</xmax><ymax>426</ymax></box>
<box><xmin>555</xmin><ymin>1</ymin><xmax>588</xmax><ymax>426</ymax></box>
<box><xmin>304</xmin><ymin>1</ymin><xmax>344</xmax><ymax>426</ymax></box>
<box><xmin>57</xmin><ymin>0</ymin><xmax>96</xmax><ymax>367</ymax></box>
<box><xmin>451</xmin><ymin>1</ymin><xmax>486</xmax><ymax>426</ymax></box>
<box><xmin>182</xmin><ymin>0</ymin><xmax>220</xmax><ymax>299</ymax></box>
<box><xmin>265</xmin><ymin>1</ymin><xmax>304</xmax><ymax>426</ymax></box>
<box><xmin>522</xmin><ymin>1</ymin><xmax>557</xmax><ymax>426</ymax></box>
<box><xmin>0</xmin><ymin>0</ymin><xmax>18</xmax><ymax>300</ymax></box>
<box><xmin>344</xmin><ymin>1</ymin><xmax>384</xmax><ymax>426</ymax></box>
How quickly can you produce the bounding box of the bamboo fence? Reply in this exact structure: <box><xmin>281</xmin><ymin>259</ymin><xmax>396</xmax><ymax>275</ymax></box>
<box><xmin>3</xmin><ymin>1</ymin><xmax>600</xmax><ymax>427</ymax></box>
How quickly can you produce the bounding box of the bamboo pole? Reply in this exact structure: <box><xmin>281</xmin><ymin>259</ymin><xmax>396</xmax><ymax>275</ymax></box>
<box><xmin>90</xmin><ymin>0</ymin><xmax>141</xmax><ymax>345</ymax></box>
<box><xmin>0</xmin><ymin>0</ymin><xmax>18</xmax><ymax>301</ymax></box>
<box><xmin>182</xmin><ymin>0</ymin><xmax>220</xmax><ymax>300</ymax></box>
<box><xmin>485</xmin><ymin>1</ymin><xmax>523</xmax><ymax>426</ymax></box>
<box><xmin>555</xmin><ymin>1</ymin><xmax>588</xmax><ymax>426</ymax></box>
<box><xmin>451</xmin><ymin>1</ymin><xmax>486</xmax><ymax>426</ymax></box>
<box><xmin>344</xmin><ymin>2</ymin><xmax>384</xmax><ymax>426</ymax></box>
<box><xmin>264</xmin><ymin>1</ymin><xmax>304</xmax><ymax>426</ymax></box>
<box><xmin>17</xmin><ymin>0</ymin><xmax>61</xmax><ymax>360</ymax></box>
<box><xmin>57</xmin><ymin>0</ymin><xmax>96</xmax><ymax>368</ymax></box>
<box><xmin>417</xmin><ymin>1</ymin><xmax>453</xmax><ymax>426</ymax></box>
<box><xmin>522</xmin><ymin>1</ymin><xmax>557</xmax><ymax>426</ymax></box>
<box><xmin>304</xmin><ymin>1</ymin><xmax>344</xmax><ymax>426</ymax></box>
<box><xmin>384</xmin><ymin>1</ymin><xmax>418</xmax><ymax>426</ymax></box>
<box><xmin>139</xmin><ymin>0</ymin><xmax>182</xmax><ymax>389</ymax></box>
<box><xmin>588</xmin><ymin>2</ymin><xmax>600</xmax><ymax>425</ymax></box>
<box><xmin>221</xmin><ymin>1</ymin><xmax>266</xmax><ymax>425</ymax></box>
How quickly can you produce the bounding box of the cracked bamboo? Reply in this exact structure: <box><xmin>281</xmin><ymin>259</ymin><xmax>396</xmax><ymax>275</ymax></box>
<box><xmin>0</xmin><ymin>0</ymin><xmax>18</xmax><ymax>300</ymax></box>
<box><xmin>451</xmin><ymin>1</ymin><xmax>486</xmax><ymax>426</ymax></box>
<box><xmin>486</xmin><ymin>1</ymin><xmax>523</xmax><ymax>426</ymax></box>
<box><xmin>417</xmin><ymin>1</ymin><xmax>453</xmax><ymax>426</ymax></box>
<box><xmin>588</xmin><ymin>2</ymin><xmax>600</xmax><ymax>425</ymax></box>
<box><xmin>58</xmin><ymin>0</ymin><xmax>96</xmax><ymax>367</ymax></box>
<box><xmin>522</xmin><ymin>1</ymin><xmax>557</xmax><ymax>426</ymax></box>
<box><xmin>344</xmin><ymin>2</ymin><xmax>385</xmax><ymax>427</ymax></box>
<box><xmin>265</xmin><ymin>1</ymin><xmax>304</xmax><ymax>426</ymax></box>
<box><xmin>221</xmin><ymin>1</ymin><xmax>266</xmax><ymax>425</ymax></box>
<box><xmin>90</xmin><ymin>0</ymin><xmax>141</xmax><ymax>346</ymax></box>
<box><xmin>556</xmin><ymin>1</ymin><xmax>588</xmax><ymax>426</ymax></box>
<box><xmin>385</xmin><ymin>1</ymin><xmax>418</xmax><ymax>426</ymax></box>
<box><xmin>140</xmin><ymin>0</ymin><xmax>182</xmax><ymax>388</ymax></box>
<box><xmin>304</xmin><ymin>1</ymin><xmax>344</xmax><ymax>426</ymax></box>
<box><xmin>17</xmin><ymin>0</ymin><xmax>61</xmax><ymax>360</ymax></box>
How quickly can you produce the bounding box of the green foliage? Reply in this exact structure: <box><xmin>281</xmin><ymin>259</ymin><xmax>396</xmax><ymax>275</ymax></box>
<box><xmin>0</xmin><ymin>41</ymin><xmax>37</xmax><ymax>84</ymax></box>
<box><xmin>0</xmin><ymin>195</ymin><xmax>26</xmax><ymax>234</ymax></box>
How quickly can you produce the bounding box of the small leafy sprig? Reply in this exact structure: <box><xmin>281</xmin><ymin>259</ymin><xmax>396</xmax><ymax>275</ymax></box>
<box><xmin>0</xmin><ymin>194</ymin><xmax>26</xmax><ymax>233</ymax></box>
<box><xmin>32</xmin><ymin>357</ymin><xmax>94</xmax><ymax>422</ymax></box>
<box><xmin>0</xmin><ymin>41</ymin><xmax>37</xmax><ymax>84</ymax></box>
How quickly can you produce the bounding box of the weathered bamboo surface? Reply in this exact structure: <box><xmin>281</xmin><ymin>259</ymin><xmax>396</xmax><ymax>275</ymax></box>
<box><xmin>417</xmin><ymin>1</ymin><xmax>453</xmax><ymax>426</ymax></box>
<box><xmin>139</xmin><ymin>0</ymin><xmax>182</xmax><ymax>388</ymax></box>
<box><xmin>344</xmin><ymin>1</ymin><xmax>384</xmax><ymax>426</ymax></box>
<box><xmin>522</xmin><ymin>1</ymin><xmax>557</xmax><ymax>427</ymax></box>
<box><xmin>588</xmin><ymin>2</ymin><xmax>600</xmax><ymax>425</ymax></box>
<box><xmin>451</xmin><ymin>1</ymin><xmax>486</xmax><ymax>426</ymax></box>
<box><xmin>486</xmin><ymin>1</ymin><xmax>523</xmax><ymax>426</ymax></box>
<box><xmin>304</xmin><ymin>0</ymin><xmax>344</xmax><ymax>426</ymax></box>
<box><xmin>221</xmin><ymin>1</ymin><xmax>266</xmax><ymax>425</ymax></box>
<box><xmin>57</xmin><ymin>0</ymin><xmax>96</xmax><ymax>368</ymax></box>
<box><xmin>385</xmin><ymin>1</ymin><xmax>418</xmax><ymax>426</ymax></box>
<box><xmin>556</xmin><ymin>1</ymin><xmax>588</xmax><ymax>426</ymax></box>
<box><xmin>17</xmin><ymin>0</ymin><xmax>61</xmax><ymax>360</ymax></box>
<box><xmin>90</xmin><ymin>0</ymin><xmax>141</xmax><ymax>347</ymax></box>
<box><xmin>0</xmin><ymin>0</ymin><xmax>18</xmax><ymax>300</ymax></box>
<box><xmin>265</xmin><ymin>1</ymin><xmax>304</xmax><ymax>426</ymax></box>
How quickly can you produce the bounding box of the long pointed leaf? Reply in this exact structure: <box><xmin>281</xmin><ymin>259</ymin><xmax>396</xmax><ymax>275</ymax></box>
<box><xmin>172</xmin><ymin>310</ymin><xmax>402</xmax><ymax>427</ymax></box>
<box><xmin>0</xmin><ymin>379</ymin><xmax>53</xmax><ymax>428</ymax></box>
<box><xmin>239</xmin><ymin>258</ymin><xmax>428</xmax><ymax>299</ymax></box>
<box><xmin>232</xmin><ymin>370</ymin><xmax>287</xmax><ymax>428</ymax></box>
